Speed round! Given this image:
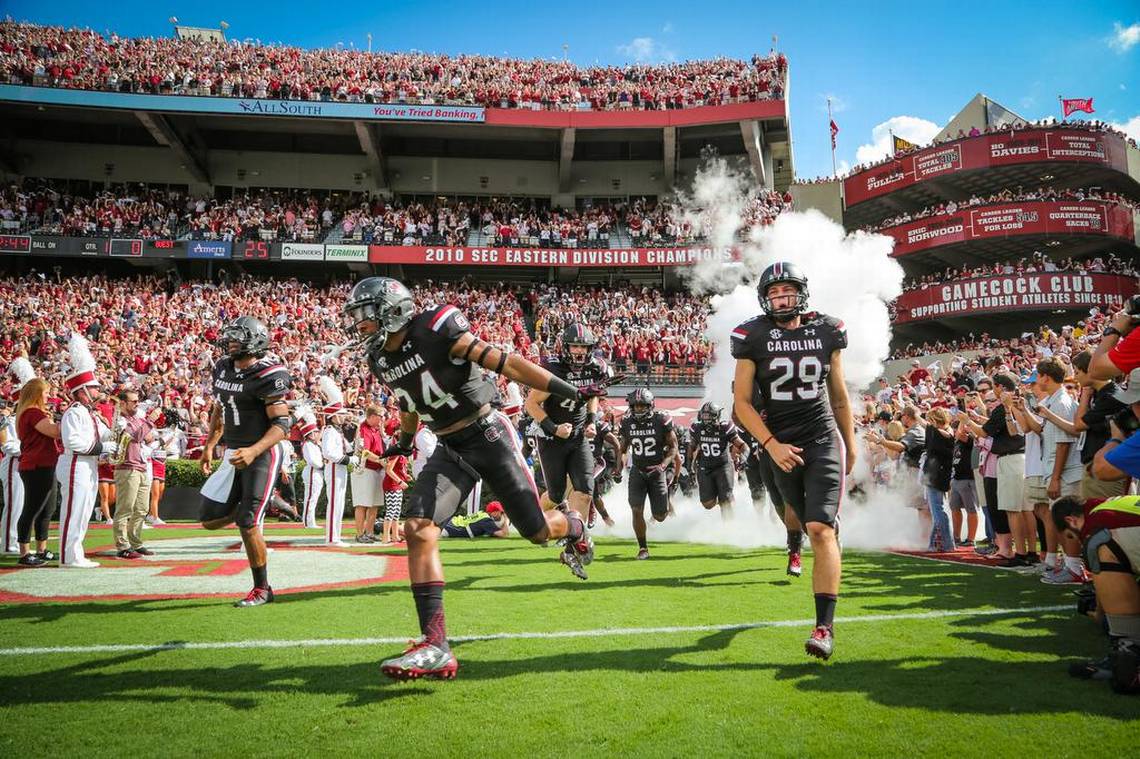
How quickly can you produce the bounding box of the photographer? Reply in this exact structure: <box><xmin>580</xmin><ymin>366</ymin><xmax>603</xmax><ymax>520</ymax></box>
<box><xmin>1092</xmin><ymin>368</ymin><xmax>1140</xmax><ymax>482</ymax></box>
<box><xmin>1090</xmin><ymin>297</ymin><xmax>1140</xmax><ymax>380</ymax></box>
<box><xmin>1052</xmin><ymin>495</ymin><xmax>1140</xmax><ymax>694</ymax></box>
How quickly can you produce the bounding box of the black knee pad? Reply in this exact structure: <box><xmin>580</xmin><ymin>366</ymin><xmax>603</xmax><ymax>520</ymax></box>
<box><xmin>234</xmin><ymin>508</ymin><xmax>259</xmax><ymax>530</ymax></box>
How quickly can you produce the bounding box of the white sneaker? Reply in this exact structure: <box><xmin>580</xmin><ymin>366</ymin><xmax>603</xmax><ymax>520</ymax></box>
<box><xmin>150</xmin><ymin>517</ymin><xmax>166</xmax><ymax>526</ymax></box>
<box><xmin>62</xmin><ymin>558</ymin><xmax>100</xmax><ymax>568</ymax></box>
<box><xmin>328</xmin><ymin>541</ymin><xmax>349</xmax><ymax>547</ymax></box>
<box><xmin>141</xmin><ymin>522</ymin><xmax>151</xmax><ymax>530</ymax></box>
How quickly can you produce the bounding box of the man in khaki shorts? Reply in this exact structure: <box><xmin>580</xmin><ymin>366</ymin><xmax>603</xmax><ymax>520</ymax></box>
<box><xmin>113</xmin><ymin>389</ymin><xmax>158</xmax><ymax>559</ymax></box>
<box><xmin>989</xmin><ymin>373</ymin><xmax>1030</xmax><ymax>567</ymax></box>
<box><xmin>1017</xmin><ymin>359</ymin><xmax>1086</xmax><ymax>581</ymax></box>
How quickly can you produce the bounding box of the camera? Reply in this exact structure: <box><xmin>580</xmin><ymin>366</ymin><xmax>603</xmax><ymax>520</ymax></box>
<box><xmin>1113</xmin><ymin>406</ymin><xmax>1140</xmax><ymax>438</ymax></box>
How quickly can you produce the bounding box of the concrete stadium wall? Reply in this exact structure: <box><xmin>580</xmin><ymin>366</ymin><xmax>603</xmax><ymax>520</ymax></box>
<box><xmin>789</xmin><ymin>180</ymin><xmax>843</xmax><ymax>224</ymax></box>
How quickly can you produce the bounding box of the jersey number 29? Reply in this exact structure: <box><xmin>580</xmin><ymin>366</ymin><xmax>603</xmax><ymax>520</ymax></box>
<box><xmin>769</xmin><ymin>356</ymin><xmax>823</xmax><ymax>401</ymax></box>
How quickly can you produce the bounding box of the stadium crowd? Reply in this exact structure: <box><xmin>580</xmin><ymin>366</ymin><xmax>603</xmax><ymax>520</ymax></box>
<box><xmin>888</xmin><ymin>301</ymin><xmax>1124</xmax><ymax>360</ymax></box>
<box><xmin>898</xmin><ymin>253</ymin><xmax>1135</xmax><ymax>293</ymax></box>
<box><xmin>0</xmin><ymin>273</ymin><xmax>716</xmax><ymax>448</ymax></box>
<box><xmin>531</xmin><ymin>283</ymin><xmax>713</xmax><ymax>380</ymax></box>
<box><xmin>0</xmin><ymin>22</ymin><xmax>787</xmax><ymax>111</ymax></box>
<box><xmin>5</xmin><ymin>182</ymin><xmax>796</xmax><ymax>249</ymax></box>
<box><xmin>862</xmin><ymin>304</ymin><xmax>1137</xmax><ymax>578</ymax></box>
<box><xmin>2</xmin><ymin>181</ymin><xmax>353</xmax><ymax>242</ymax></box>
<box><xmin>868</xmin><ymin>187</ymin><xmax>1140</xmax><ymax>234</ymax></box>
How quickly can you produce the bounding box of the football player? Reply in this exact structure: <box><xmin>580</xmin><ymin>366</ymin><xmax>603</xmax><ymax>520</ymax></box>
<box><xmin>736</xmin><ymin>413</ymin><xmax>805</xmax><ymax>577</ymax></box>
<box><xmin>688</xmin><ymin>402</ymin><xmax>746</xmax><ymax>519</ymax></box>
<box><xmin>525</xmin><ymin>324</ymin><xmax>610</xmax><ymax>523</ymax></box>
<box><xmin>343</xmin><ymin>277</ymin><xmax>605</xmax><ymax>681</ymax></box>
<box><xmin>731</xmin><ymin>262</ymin><xmax>855</xmax><ymax>660</ymax></box>
<box><xmin>199</xmin><ymin>317</ymin><xmax>294</xmax><ymax>607</ymax></box>
<box><xmin>586</xmin><ymin>413</ymin><xmax>620</xmax><ymax>528</ymax></box>
<box><xmin>618</xmin><ymin>387</ymin><xmax>677</xmax><ymax>559</ymax></box>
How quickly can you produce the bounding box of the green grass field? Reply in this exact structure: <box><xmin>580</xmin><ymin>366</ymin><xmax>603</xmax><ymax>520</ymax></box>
<box><xmin>0</xmin><ymin>524</ymin><xmax>1136</xmax><ymax>757</ymax></box>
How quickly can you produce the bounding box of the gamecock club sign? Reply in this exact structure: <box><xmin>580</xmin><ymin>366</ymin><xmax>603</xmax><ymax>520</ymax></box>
<box><xmin>893</xmin><ymin>272</ymin><xmax>1138</xmax><ymax>324</ymax></box>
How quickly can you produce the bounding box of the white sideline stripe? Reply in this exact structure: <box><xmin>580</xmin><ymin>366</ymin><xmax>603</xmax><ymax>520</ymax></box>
<box><xmin>0</xmin><ymin>604</ymin><xmax>1070</xmax><ymax>657</ymax></box>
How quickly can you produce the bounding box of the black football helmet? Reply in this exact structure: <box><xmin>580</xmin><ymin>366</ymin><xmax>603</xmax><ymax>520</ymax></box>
<box><xmin>757</xmin><ymin>261</ymin><xmax>809</xmax><ymax>320</ymax></box>
<box><xmin>343</xmin><ymin>277</ymin><xmax>416</xmax><ymax>346</ymax></box>
<box><xmin>219</xmin><ymin>316</ymin><xmax>270</xmax><ymax>358</ymax></box>
<box><xmin>698</xmin><ymin>401</ymin><xmax>722</xmax><ymax>426</ymax></box>
<box><xmin>561</xmin><ymin>323</ymin><xmax>596</xmax><ymax>369</ymax></box>
<box><xmin>626</xmin><ymin>387</ymin><xmax>655</xmax><ymax>419</ymax></box>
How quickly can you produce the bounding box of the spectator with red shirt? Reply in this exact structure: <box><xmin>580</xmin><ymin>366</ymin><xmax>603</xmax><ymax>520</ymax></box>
<box><xmin>351</xmin><ymin>404</ymin><xmax>386</xmax><ymax>544</ymax></box>
<box><xmin>14</xmin><ymin>377</ymin><xmax>60</xmax><ymax>567</ymax></box>
<box><xmin>380</xmin><ymin>415</ymin><xmax>409</xmax><ymax>545</ymax></box>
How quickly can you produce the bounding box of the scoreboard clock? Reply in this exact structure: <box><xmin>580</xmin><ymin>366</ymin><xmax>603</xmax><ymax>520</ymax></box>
<box><xmin>109</xmin><ymin>238</ymin><xmax>144</xmax><ymax>257</ymax></box>
<box><xmin>0</xmin><ymin>234</ymin><xmax>31</xmax><ymax>253</ymax></box>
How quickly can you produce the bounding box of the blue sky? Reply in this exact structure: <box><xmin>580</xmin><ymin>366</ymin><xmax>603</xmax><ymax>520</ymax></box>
<box><xmin>6</xmin><ymin>0</ymin><xmax>1139</xmax><ymax>180</ymax></box>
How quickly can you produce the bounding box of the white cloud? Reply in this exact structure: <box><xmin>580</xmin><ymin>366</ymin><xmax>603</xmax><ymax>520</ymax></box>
<box><xmin>1110</xmin><ymin>115</ymin><xmax>1140</xmax><ymax>142</ymax></box>
<box><xmin>854</xmin><ymin>115</ymin><xmax>942</xmax><ymax>164</ymax></box>
<box><xmin>617</xmin><ymin>36</ymin><xmax>676</xmax><ymax>63</ymax></box>
<box><xmin>1109</xmin><ymin>21</ymin><xmax>1140</xmax><ymax>52</ymax></box>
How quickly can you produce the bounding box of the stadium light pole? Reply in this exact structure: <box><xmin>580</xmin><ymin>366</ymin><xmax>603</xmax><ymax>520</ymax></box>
<box><xmin>367</xmin><ymin>33</ymin><xmax>373</xmax><ymax>54</ymax></box>
<box><xmin>562</xmin><ymin>43</ymin><xmax>568</xmax><ymax>61</ymax></box>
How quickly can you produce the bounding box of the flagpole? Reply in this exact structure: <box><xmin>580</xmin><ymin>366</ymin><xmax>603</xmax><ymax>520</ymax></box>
<box><xmin>828</xmin><ymin>97</ymin><xmax>837</xmax><ymax>178</ymax></box>
<box><xmin>1057</xmin><ymin>95</ymin><xmax>1063</xmax><ymax>122</ymax></box>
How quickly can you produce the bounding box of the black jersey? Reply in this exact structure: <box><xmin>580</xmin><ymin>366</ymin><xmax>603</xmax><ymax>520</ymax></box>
<box><xmin>591</xmin><ymin>420</ymin><xmax>615</xmax><ymax>460</ymax></box>
<box><xmin>211</xmin><ymin>356</ymin><xmax>293</xmax><ymax>448</ymax></box>
<box><xmin>730</xmin><ymin>311</ymin><xmax>847</xmax><ymax>447</ymax></box>
<box><xmin>539</xmin><ymin>355</ymin><xmax>610</xmax><ymax>430</ymax></box>
<box><xmin>689</xmin><ymin>420</ymin><xmax>740</xmax><ymax>469</ymax></box>
<box><xmin>619</xmin><ymin>411</ymin><xmax>673</xmax><ymax>468</ymax></box>
<box><xmin>366</xmin><ymin>304</ymin><xmax>495</xmax><ymax>432</ymax></box>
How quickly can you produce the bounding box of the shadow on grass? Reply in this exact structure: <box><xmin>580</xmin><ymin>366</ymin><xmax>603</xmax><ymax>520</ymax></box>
<box><xmin>0</xmin><ymin>646</ymin><xmax>427</xmax><ymax>709</ymax></box>
<box><xmin>3</xmin><ymin>618</ymin><xmax>1133</xmax><ymax>718</ymax></box>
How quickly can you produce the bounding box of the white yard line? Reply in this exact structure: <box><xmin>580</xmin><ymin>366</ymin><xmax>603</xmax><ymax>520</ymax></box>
<box><xmin>0</xmin><ymin>604</ymin><xmax>1070</xmax><ymax>657</ymax></box>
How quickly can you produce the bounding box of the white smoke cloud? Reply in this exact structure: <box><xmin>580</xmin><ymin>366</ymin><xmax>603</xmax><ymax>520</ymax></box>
<box><xmin>638</xmin><ymin>155</ymin><xmax>926</xmax><ymax>552</ymax></box>
<box><xmin>591</xmin><ymin>480</ymin><xmax>927</xmax><ymax>552</ymax></box>
<box><xmin>854</xmin><ymin>115</ymin><xmax>942</xmax><ymax>165</ymax></box>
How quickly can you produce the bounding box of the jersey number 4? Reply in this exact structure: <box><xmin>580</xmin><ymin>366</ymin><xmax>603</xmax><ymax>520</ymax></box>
<box><xmin>394</xmin><ymin>372</ymin><xmax>458</xmax><ymax>422</ymax></box>
<box><xmin>769</xmin><ymin>356</ymin><xmax>823</xmax><ymax>401</ymax></box>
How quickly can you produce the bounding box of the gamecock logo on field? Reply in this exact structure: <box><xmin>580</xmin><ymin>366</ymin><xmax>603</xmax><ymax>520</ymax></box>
<box><xmin>0</xmin><ymin>535</ymin><xmax>407</xmax><ymax>603</ymax></box>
